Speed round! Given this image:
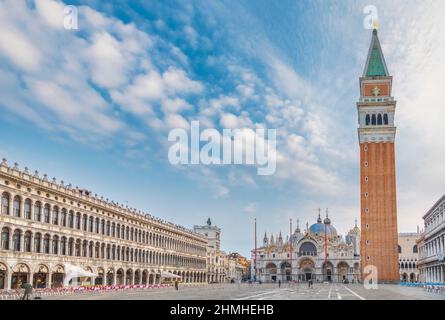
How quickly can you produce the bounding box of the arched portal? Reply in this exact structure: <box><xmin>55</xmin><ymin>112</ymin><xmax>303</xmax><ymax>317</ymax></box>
<box><xmin>322</xmin><ymin>261</ymin><xmax>334</xmax><ymax>282</ymax></box>
<box><xmin>299</xmin><ymin>258</ymin><xmax>315</xmax><ymax>281</ymax></box>
<box><xmin>51</xmin><ymin>265</ymin><xmax>65</xmax><ymax>288</ymax></box>
<box><xmin>337</xmin><ymin>262</ymin><xmax>349</xmax><ymax>282</ymax></box>
<box><xmin>12</xmin><ymin>263</ymin><xmax>30</xmax><ymax>289</ymax></box>
<box><xmin>116</xmin><ymin>269</ymin><xmax>125</xmax><ymax>285</ymax></box>
<box><xmin>0</xmin><ymin>262</ymin><xmax>7</xmax><ymax>289</ymax></box>
<box><xmin>106</xmin><ymin>268</ymin><xmax>114</xmax><ymax>286</ymax></box>
<box><xmin>265</xmin><ymin>263</ymin><xmax>277</xmax><ymax>282</ymax></box>
<box><xmin>280</xmin><ymin>262</ymin><xmax>292</xmax><ymax>281</ymax></box>
<box><xmin>126</xmin><ymin>269</ymin><xmax>133</xmax><ymax>285</ymax></box>
<box><xmin>33</xmin><ymin>264</ymin><xmax>48</xmax><ymax>288</ymax></box>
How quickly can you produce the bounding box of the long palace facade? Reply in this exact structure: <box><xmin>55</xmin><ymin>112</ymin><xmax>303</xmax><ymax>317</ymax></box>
<box><xmin>0</xmin><ymin>159</ymin><xmax>207</xmax><ymax>290</ymax></box>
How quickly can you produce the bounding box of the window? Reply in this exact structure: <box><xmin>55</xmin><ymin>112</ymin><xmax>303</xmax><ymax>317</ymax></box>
<box><xmin>82</xmin><ymin>215</ymin><xmax>88</xmax><ymax>231</ymax></box>
<box><xmin>13</xmin><ymin>196</ymin><xmax>20</xmax><ymax>217</ymax></box>
<box><xmin>89</xmin><ymin>216</ymin><xmax>94</xmax><ymax>232</ymax></box>
<box><xmin>371</xmin><ymin>114</ymin><xmax>376</xmax><ymax>125</ymax></box>
<box><xmin>68</xmin><ymin>211</ymin><xmax>74</xmax><ymax>228</ymax></box>
<box><xmin>34</xmin><ymin>202</ymin><xmax>41</xmax><ymax>221</ymax></box>
<box><xmin>383</xmin><ymin>113</ymin><xmax>389</xmax><ymax>125</ymax></box>
<box><xmin>24</xmin><ymin>231</ymin><xmax>32</xmax><ymax>252</ymax></box>
<box><xmin>1</xmin><ymin>192</ymin><xmax>9</xmax><ymax>215</ymax></box>
<box><xmin>34</xmin><ymin>233</ymin><xmax>41</xmax><ymax>253</ymax></box>
<box><xmin>60</xmin><ymin>237</ymin><xmax>67</xmax><ymax>255</ymax></box>
<box><xmin>377</xmin><ymin>114</ymin><xmax>383</xmax><ymax>125</ymax></box>
<box><xmin>61</xmin><ymin>209</ymin><xmax>67</xmax><ymax>227</ymax></box>
<box><xmin>75</xmin><ymin>213</ymin><xmax>81</xmax><ymax>229</ymax></box>
<box><xmin>413</xmin><ymin>245</ymin><xmax>418</xmax><ymax>253</ymax></box>
<box><xmin>365</xmin><ymin>114</ymin><xmax>370</xmax><ymax>126</ymax></box>
<box><xmin>52</xmin><ymin>207</ymin><xmax>59</xmax><ymax>225</ymax></box>
<box><xmin>1</xmin><ymin>227</ymin><xmax>10</xmax><ymax>250</ymax></box>
<box><xmin>24</xmin><ymin>199</ymin><xmax>31</xmax><ymax>219</ymax></box>
<box><xmin>52</xmin><ymin>236</ymin><xmax>59</xmax><ymax>254</ymax></box>
<box><xmin>364</xmin><ymin>161</ymin><xmax>368</xmax><ymax>167</ymax></box>
<box><xmin>398</xmin><ymin>245</ymin><xmax>402</xmax><ymax>254</ymax></box>
<box><xmin>365</xmin><ymin>176</ymin><xmax>369</xmax><ymax>182</ymax></box>
<box><xmin>44</xmin><ymin>204</ymin><xmax>50</xmax><ymax>223</ymax></box>
<box><xmin>12</xmin><ymin>229</ymin><xmax>21</xmax><ymax>251</ymax></box>
<box><xmin>43</xmin><ymin>234</ymin><xmax>50</xmax><ymax>254</ymax></box>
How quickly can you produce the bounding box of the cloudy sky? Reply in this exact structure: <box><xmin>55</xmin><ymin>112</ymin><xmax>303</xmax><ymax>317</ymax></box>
<box><xmin>1</xmin><ymin>0</ymin><xmax>444</xmax><ymax>257</ymax></box>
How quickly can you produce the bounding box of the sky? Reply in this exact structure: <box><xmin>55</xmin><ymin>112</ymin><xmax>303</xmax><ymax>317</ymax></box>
<box><xmin>1</xmin><ymin>0</ymin><xmax>445</xmax><ymax>257</ymax></box>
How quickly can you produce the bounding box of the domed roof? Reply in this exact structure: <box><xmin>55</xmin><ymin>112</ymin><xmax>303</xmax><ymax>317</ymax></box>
<box><xmin>309</xmin><ymin>214</ymin><xmax>337</xmax><ymax>236</ymax></box>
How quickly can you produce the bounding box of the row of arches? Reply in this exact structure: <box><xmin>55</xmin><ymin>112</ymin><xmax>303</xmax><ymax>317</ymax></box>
<box><xmin>400</xmin><ymin>261</ymin><xmax>417</xmax><ymax>269</ymax></box>
<box><xmin>1</xmin><ymin>227</ymin><xmax>205</xmax><ymax>268</ymax></box>
<box><xmin>260</xmin><ymin>259</ymin><xmax>360</xmax><ymax>283</ymax></box>
<box><xmin>0</xmin><ymin>262</ymin><xmax>206</xmax><ymax>290</ymax></box>
<box><xmin>365</xmin><ymin>113</ymin><xmax>389</xmax><ymax>126</ymax></box>
<box><xmin>0</xmin><ymin>191</ymin><xmax>205</xmax><ymax>256</ymax></box>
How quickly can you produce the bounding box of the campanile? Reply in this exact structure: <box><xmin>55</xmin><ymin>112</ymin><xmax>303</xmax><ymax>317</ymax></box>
<box><xmin>358</xmin><ymin>29</ymin><xmax>399</xmax><ymax>282</ymax></box>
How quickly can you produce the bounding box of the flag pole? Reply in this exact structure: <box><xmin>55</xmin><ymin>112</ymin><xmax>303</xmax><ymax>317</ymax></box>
<box><xmin>254</xmin><ymin>218</ymin><xmax>257</xmax><ymax>282</ymax></box>
<box><xmin>290</xmin><ymin>218</ymin><xmax>293</xmax><ymax>282</ymax></box>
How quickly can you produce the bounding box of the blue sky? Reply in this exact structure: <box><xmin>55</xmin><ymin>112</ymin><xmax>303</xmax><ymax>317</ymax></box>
<box><xmin>1</xmin><ymin>0</ymin><xmax>445</xmax><ymax>257</ymax></box>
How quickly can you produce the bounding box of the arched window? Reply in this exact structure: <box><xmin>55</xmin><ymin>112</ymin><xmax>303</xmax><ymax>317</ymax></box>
<box><xmin>101</xmin><ymin>220</ymin><xmax>105</xmax><ymax>235</ymax></box>
<box><xmin>1</xmin><ymin>192</ymin><xmax>9</xmax><ymax>215</ymax></box>
<box><xmin>106</xmin><ymin>221</ymin><xmax>110</xmax><ymax>236</ymax></box>
<box><xmin>377</xmin><ymin>114</ymin><xmax>383</xmax><ymax>125</ymax></box>
<box><xmin>68</xmin><ymin>238</ymin><xmax>74</xmax><ymax>256</ymax></box>
<box><xmin>24</xmin><ymin>199</ymin><xmax>31</xmax><ymax>219</ymax></box>
<box><xmin>365</xmin><ymin>114</ymin><xmax>370</xmax><ymax>126</ymax></box>
<box><xmin>75</xmin><ymin>239</ymin><xmax>81</xmax><ymax>256</ymax></box>
<box><xmin>52</xmin><ymin>206</ymin><xmax>59</xmax><ymax>225</ymax></box>
<box><xmin>371</xmin><ymin>114</ymin><xmax>377</xmax><ymax>125</ymax></box>
<box><xmin>1</xmin><ymin>227</ymin><xmax>10</xmax><ymax>250</ymax></box>
<box><xmin>13</xmin><ymin>196</ymin><xmax>20</xmax><ymax>217</ymax></box>
<box><xmin>61</xmin><ymin>237</ymin><xmax>67</xmax><ymax>255</ymax></box>
<box><xmin>68</xmin><ymin>211</ymin><xmax>74</xmax><ymax>228</ymax></box>
<box><xmin>413</xmin><ymin>245</ymin><xmax>418</xmax><ymax>253</ymax></box>
<box><xmin>34</xmin><ymin>202</ymin><xmax>41</xmax><ymax>221</ymax></box>
<box><xmin>82</xmin><ymin>215</ymin><xmax>88</xmax><ymax>231</ymax></box>
<box><xmin>398</xmin><ymin>245</ymin><xmax>402</xmax><ymax>254</ymax></box>
<box><xmin>52</xmin><ymin>235</ymin><xmax>59</xmax><ymax>254</ymax></box>
<box><xmin>89</xmin><ymin>216</ymin><xmax>94</xmax><ymax>232</ymax></box>
<box><xmin>383</xmin><ymin>113</ymin><xmax>389</xmax><ymax>125</ymax></box>
<box><xmin>299</xmin><ymin>242</ymin><xmax>317</xmax><ymax>256</ymax></box>
<box><xmin>43</xmin><ymin>234</ymin><xmax>50</xmax><ymax>254</ymax></box>
<box><xmin>24</xmin><ymin>231</ymin><xmax>32</xmax><ymax>252</ymax></box>
<box><xmin>75</xmin><ymin>213</ymin><xmax>81</xmax><ymax>229</ymax></box>
<box><xmin>95</xmin><ymin>218</ymin><xmax>100</xmax><ymax>233</ymax></box>
<box><xmin>12</xmin><ymin>229</ymin><xmax>21</xmax><ymax>251</ymax></box>
<box><xmin>43</xmin><ymin>204</ymin><xmax>50</xmax><ymax>223</ymax></box>
<box><xmin>60</xmin><ymin>209</ymin><xmax>67</xmax><ymax>227</ymax></box>
<box><xmin>34</xmin><ymin>233</ymin><xmax>41</xmax><ymax>253</ymax></box>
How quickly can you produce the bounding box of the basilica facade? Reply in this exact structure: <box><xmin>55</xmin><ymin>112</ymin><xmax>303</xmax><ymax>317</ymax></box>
<box><xmin>252</xmin><ymin>213</ymin><xmax>361</xmax><ymax>283</ymax></box>
<box><xmin>0</xmin><ymin>159</ymin><xmax>207</xmax><ymax>290</ymax></box>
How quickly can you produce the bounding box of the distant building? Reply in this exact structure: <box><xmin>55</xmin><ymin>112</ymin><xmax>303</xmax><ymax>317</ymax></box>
<box><xmin>194</xmin><ymin>218</ymin><xmax>227</xmax><ymax>283</ymax></box>
<box><xmin>252</xmin><ymin>212</ymin><xmax>361</xmax><ymax>283</ymax></box>
<box><xmin>226</xmin><ymin>252</ymin><xmax>250</xmax><ymax>281</ymax></box>
<box><xmin>398</xmin><ymin>232</ymin><xmax>420</xmax><ymax>282</ymax></box>
<box><xmin>417</xmin><ymin>195</ymin><xmax>445</xmax><ymax>283</ymax></box>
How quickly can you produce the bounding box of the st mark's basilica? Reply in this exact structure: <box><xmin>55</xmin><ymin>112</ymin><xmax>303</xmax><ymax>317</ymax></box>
<box><xmin>253</xmin><ymin>212</ymin><xmax>361</xmax><ymax>283</ymax></box>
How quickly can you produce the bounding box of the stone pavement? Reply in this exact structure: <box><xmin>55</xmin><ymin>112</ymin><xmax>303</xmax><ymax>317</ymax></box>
<box><xmin>44</xmin><ymin>283</ymin><xmax>445</xmax><ymax>300</ymax></box>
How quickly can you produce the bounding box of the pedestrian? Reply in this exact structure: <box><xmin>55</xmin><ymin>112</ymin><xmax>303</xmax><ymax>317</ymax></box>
<box><xmin>278</xmin><ymin>280</ymin><xmax>281</xmax><ymax>288</ymax></box>
<box><xmin>174</xmin><ymin>280</ymin><xmax>179</xmax><ymax>291</ymax></box>
<box><xmin>21</xmin><ymin>282</ymin><xmax>33</xmax><ymax>300</ymax></box>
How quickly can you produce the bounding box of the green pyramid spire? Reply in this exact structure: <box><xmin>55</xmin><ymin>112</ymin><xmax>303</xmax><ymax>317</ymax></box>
<box><xmin>364</xmin><ymin>29</ymin><xmax>389</xmax><ymax>77</ymax></box>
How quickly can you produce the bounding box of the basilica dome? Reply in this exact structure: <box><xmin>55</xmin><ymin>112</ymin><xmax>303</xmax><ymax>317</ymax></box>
<box><xmin>309</xmin><ymin>214</ymin><xmax>337</xmax><ymax>236</ymax></box>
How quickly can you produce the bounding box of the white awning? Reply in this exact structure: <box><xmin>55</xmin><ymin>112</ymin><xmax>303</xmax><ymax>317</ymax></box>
<box><xmin>63</xmin><ymin>264</ymin><xmax>98</xmax><ymax>286</ymax></box>
<box><xmin>161</xmin><ymin>271</ymin><xmax>181</xmax><ymax>278</ymax></box>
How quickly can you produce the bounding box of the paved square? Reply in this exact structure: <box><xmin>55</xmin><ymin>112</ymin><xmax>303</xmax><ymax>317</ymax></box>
<box><xmin>44</xmin><ymin>283</ymin><xmax>445</xmax><ymax>300</ymax></box>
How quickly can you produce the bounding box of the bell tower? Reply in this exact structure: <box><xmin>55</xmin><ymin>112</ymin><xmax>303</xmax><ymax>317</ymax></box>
<box><xmin>358</xmin><ymin>29</ymin><xmax>399</xmax><ymax>282</ymax></box>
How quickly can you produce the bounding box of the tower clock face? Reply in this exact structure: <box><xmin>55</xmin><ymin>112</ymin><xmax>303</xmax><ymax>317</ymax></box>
<box><xmin>372</xmin><ymin>86</ymin><xmax>381</xmax><ymax>96</ymax></box>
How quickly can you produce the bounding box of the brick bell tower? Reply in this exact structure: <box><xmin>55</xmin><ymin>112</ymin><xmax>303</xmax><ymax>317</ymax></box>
<box><xmin>358</xmin><ymin>28</ymin><xmax>399</xmax><ymax>282</ymax></box>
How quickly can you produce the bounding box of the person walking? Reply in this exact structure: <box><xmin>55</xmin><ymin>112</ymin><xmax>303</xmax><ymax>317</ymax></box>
<box><xmin>278</xmin><ymin>280</ymin><xmax>281</xmax><ymax>288</ymax></box>
<box><xmin>21</xmin><ymin>282</ymin><xmax>33</xmax><ymax>300</ymax></box>
<box><xmin>174</xmin><ymin>280</ymin><xmax>179</xmax><ymax>291</ymax></box>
